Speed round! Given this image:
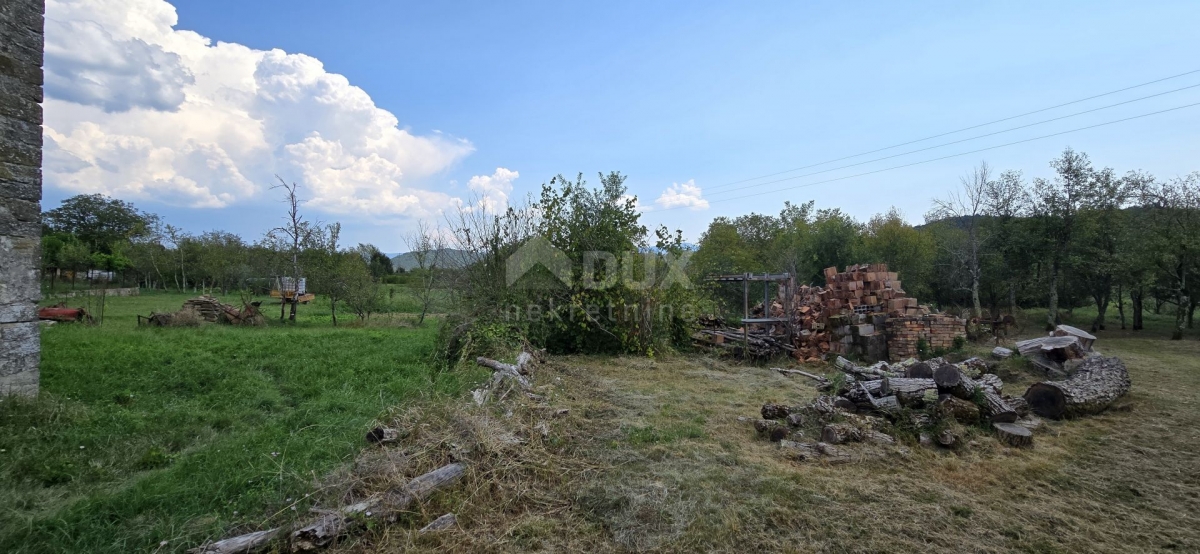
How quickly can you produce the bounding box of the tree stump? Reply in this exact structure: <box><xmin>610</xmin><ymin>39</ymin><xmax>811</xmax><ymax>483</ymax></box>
<box><xmin>993</xmin><ymin>422</ymin><xmax>1033</xmax><ymax>448</ymax></box>
<box><xmin>821</xmin><ymin>423</ymin><xmax>862</xmax><ymax>445</ymax></box>
<box><xmin>1023</xmin><ymin>356</ymin><xmax>1130</xmax><ymax>419</ymax></box>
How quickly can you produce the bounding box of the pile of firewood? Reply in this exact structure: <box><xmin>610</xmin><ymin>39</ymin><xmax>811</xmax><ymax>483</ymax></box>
<box><xmin>824</xmin><ymin>356</ymin><xmax>1030</xmax><ymax>426</ymax></box>
<box><xmin>140</xmin><ymin>296</ymin><xmax>265</xmax><ymax>327</ymax></box>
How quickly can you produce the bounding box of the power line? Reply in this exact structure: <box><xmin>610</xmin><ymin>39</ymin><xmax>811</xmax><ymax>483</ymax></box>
<box><xmin>702</xmin><ymin>82</ymin><xmax>1200</xmax><ymax>199</ymax></box>
<box><xmin>645</xmin><ymin>101</ymin><xmax>1200</xmax><ymax>213</ymax></box>
<box><xmin>703</xmin><ymin>68</ymin><xmax>1200</xmax><ymax>192</ymax></box>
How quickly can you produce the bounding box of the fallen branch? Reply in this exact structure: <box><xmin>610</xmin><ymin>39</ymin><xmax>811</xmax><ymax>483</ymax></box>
<box><xmin>772</xmin><ymin>367</ymin><xmax>830</xmax><ymax>385</ymax></box>
<box><xmin>291</xmin><ymin>463</ymin><xmax>466</xmax><ymax>550</ymax></box>
<box><xmin>190</xmin><ymin>464</ymin><xmax>466</xmax><ymax>554</ymax></box>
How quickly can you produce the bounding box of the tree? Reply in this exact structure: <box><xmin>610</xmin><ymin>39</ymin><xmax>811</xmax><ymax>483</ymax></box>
<box><xmin>1139</xmin><ymin>172</ymin><xmax>1200</xmax><ymax>340</ymax></box>
<box><xmin>982</xmin><ymin>169</ymin><xmax>1032</xmax><ymax>315</ymax></box>
<box><xmin>929</xmin><ymin>162</ymin><xmax>991</xmax><ymax>318</ymax></box>
<box><xmin>1029</xmin><ymin>148</ymin><xmax>1094</xmax><ymax>329</ymax></box>
<box><xmin>862</xmin><ymin>208</ymin><xmax>935</xmax><ymax>301</ymax></box>
<box><xmin>809</xmin><ymin>208</ymin><xmax>863</xmax><ymax>284</ymax></box>
<box><xmin>404</xmin><ymin>221</ymin><xmax>445</xmax><ymax>326</ymax></box>
<box><xmin>356</xmin><ymin>243</ymin><xmax>395</xmax><ymax>279</ymax></box>
<box><xmin>57</xmin><ymin>241</ymin><xmax>92</xmax><ymax>289</ymax></box>
<box><xmin>43</xmin><ymin>194</ymin><xmax>155</xmax><ymax>253</ymax></box>
<box><xmin>267</xmin><ymin>178</ymin><xmax>318</xmax><ymax>322</ymax></box>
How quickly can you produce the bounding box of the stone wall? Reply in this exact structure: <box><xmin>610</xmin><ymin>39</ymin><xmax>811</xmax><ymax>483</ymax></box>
<box><xmin>0</xmin><ymin>0</ymin><xmax>43</xmax><ymax>396</ymax></box>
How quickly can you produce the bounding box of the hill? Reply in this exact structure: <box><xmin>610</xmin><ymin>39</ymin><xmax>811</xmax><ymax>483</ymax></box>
<box><xmin>390</xmin><ymin>248</ymin><xmax>476</xmax><ymax>271</ymax></box>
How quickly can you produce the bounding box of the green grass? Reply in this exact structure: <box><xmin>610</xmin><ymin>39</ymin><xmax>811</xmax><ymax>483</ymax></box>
<box><xmin>1</xmin><ymin>291</ymin><xmax>484</xmax><ymax>553</ymax></box>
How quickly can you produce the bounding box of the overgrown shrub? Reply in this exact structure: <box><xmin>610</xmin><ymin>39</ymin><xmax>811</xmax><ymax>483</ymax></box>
<box><xmin>440</xmin><ymin>172</ymin><xmax>712</xmax><ymax>360</ymax></box>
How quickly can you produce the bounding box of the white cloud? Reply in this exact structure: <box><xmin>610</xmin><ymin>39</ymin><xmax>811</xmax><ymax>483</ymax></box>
<box><xmin>42</xmin><ymin>0</ymin><xmax>474</xmax><ymax>216</ymax></box>
<box><xmin>655</xmin><ymin>179</ymin><xmax>709</xmax><ymax>210</ymax></box>
<box><xmin>467</xmin><ymin>168</ymin><xmax>519</xmax><ymax>213</ymax></box>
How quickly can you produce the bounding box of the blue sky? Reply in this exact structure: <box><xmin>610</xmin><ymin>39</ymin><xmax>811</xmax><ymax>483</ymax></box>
<box><xmin>42</xmin><ymin>0</ymin><xmax>1200</xmax><ymax>251</ymax></box>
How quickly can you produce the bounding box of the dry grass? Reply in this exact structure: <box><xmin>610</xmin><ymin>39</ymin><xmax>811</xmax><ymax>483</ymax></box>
<box><xmin>336</xmin><ymin>333</ymin><xmax>1200</xmax><ymax>553</ymax></box>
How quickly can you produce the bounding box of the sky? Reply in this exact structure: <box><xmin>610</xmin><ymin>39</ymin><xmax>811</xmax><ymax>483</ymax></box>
<box><xmin>40</xmin><ymin>0</ymin><xmax>1200</xmax><ymax>252</ymax></box>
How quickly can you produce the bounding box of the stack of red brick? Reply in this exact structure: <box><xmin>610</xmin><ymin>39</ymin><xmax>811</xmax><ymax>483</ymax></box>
<box><xmin>884</xmin><ymin>314</ymin><xmax>966</xmax><ymax>361</ymax></box>
<box><xmin>820</xmin><ymin>264</ymin><xmax>919</xmax><ymax>314</ymax></box>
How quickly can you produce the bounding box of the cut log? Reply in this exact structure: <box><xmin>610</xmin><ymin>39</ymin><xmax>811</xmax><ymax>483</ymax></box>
<box><xmin>905</xmin><ymin>362</ymin><xmax>933</xmax><ymax>379</ymax></box>
<box><xmin>754</xmin><ymin>419</ymin><xmax>788</xmax><ymax>442</ymax></box>
<box><xmin>889</xmin><ymin>378</ymin><xmax>937</xmax><ymax>407</ymax></box>
<box><xmin>993</xmin><ymin>422</ymin><xmax>1033</xmax><ymax>448</ymax></box>
<box><xmin>1023</xmin><ymin>356</ymin><xmax>1130</xmax><ymax>420</ymax></box>
<box><xmin>1004</xmin><ymin>396</ymin><xmax>1031</xmax><ymax>417</ymax></box>
<box><xmin>832</xmin><ymin>397</ymin><xmax>857</xmax><ymax>412</ymax></box>
<box><xmin>190</xmin><ymin>529</ymin><xmax>281</xmax><ymax>554</ymax></box>
<box><xmin>865</xmin><ymin>393</ymin><xmax>901</xmax><ymax>418</ymax></box>
<box><xmin>981</xmin><ymin>390</ymin><xmax>1018</xmax><ymax>423</ymax></box>
<box><xmin>949</xmin><ymin>373</ymin><xmax>979</xmax><ymax>401</ymax></box>
<box><xmin>1015</xmin><ymin>336</ymin><xmax>1086</xmax><ymax>375</ymax></box>
<box><xmin>1053</xmin><ymin>325</ymin><xmax>1096</xmax><ymax>351</ymax></box>
<box><xmin>291</xmin><ymin>463</ymin><xmax>466</xmax><ymax>550</ymax></box>
<box><xmin>936</xmin><ymin>395</ymin><xmax>980</xmax><ymax>424</ymax></box>
<box><xmin>976</xmin><ymin>374</ymin><xmax>1003</xmax><ymax>395</ymax></box>
<box><xmin>419</xmin><ymin>513</ymin><xmax>457</xmax><ymax>534</ymax></box>
<box><xmin>761</xmin><ymin>403</ymin><xmax>790</xmax><ymax>420</ymax></box>
<box><xmin>786</xmin><ymin>413</ymin><xmax>805</xmax><ymax>427</ymax></box>
<box><xmin>933</xmin><ymin>365</ymin><xmax>963</xmax><ymax>391</ymax></box>
<box><xmin>821</xmin><ymin>423</ymin><xmax>862</xmax><ymax>444</ymax></box>
<box><xmin>844</xmin><ymin>379</ymin><xmax>890</xmax><ymax>403</ymax></box>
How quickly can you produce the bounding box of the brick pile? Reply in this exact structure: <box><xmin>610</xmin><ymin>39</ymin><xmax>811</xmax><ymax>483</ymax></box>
<box><xmin>821</xmin><ymin>264</ymin><xmax>920</xmax><ymax>315</ymax></box>
<box><xmin>884</xmin><ymin>314</ymin><xmax>967</xmax><ymax>361</ymax></box>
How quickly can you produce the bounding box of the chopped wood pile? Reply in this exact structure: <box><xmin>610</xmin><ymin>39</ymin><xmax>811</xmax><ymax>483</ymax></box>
<box><xmin>141</xmin><ymin>296</ymin><xmax>265</xmax><ymax>327</ymax></box>
<box><xmin>756</xmin><ymin>355</ymin><xmax>1044</xmax><ymax>463</ymax></box>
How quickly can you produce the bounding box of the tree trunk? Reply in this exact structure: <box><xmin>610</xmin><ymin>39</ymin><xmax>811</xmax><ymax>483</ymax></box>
<box><xmin>1131</xmin><ymin>286</ymin><xmax>1144</xmax><ymax>330</ymax></box>
<box><xmin>1023</xmin><ymin>356</ymin><xmax>1130</xmax><ymax>419</ymax></box>
<box><xmin>1188</xmin><ymin>297</ymin><xmax>1197</xmax><ymax>330</ymax></box>
<box><xmin>331</xmin><ymin>298</ymin><xmax>337</xmax><ymax>326</ymax></box>
<box><xmin>1091</xmin><ymin>289</ymin><xmax>1109</xmax><ymax>332</ymax></box>
<box><xmin>1116</xmin><ymin>283</ymin><xmax>1126</xmax><ymax>330</ymax></box>
<box><xmin>1008</xmin><ymin>281</ymin><xmax>1017</xmax><ymax>315</ymax></box>
<box><xmin>1046</xmin><ymin>259</ymin><xmax>1060</xmax><ymax>331</ymax></box>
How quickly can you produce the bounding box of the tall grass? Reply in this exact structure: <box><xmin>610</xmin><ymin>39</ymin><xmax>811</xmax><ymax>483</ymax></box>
<box><xmin>0</xmin><ymin>292</ymin><xmax>484</xmax><ymax>553</ymax></box>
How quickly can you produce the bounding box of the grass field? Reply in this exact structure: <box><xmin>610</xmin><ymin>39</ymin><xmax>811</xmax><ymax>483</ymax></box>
<box><xmin>341</xmin><ymin>306</ymin><xmax>1200</xmax><ymax>553</ymax></box>
<box><xmin>1</xmin><ymin>291</ymin><xmax>482</xmax><ymax>553</ymax></box>
<box><xmin>5</xmin><ymin>292</ymin><xmax>1199</xmax><ymax>552</ymax></box>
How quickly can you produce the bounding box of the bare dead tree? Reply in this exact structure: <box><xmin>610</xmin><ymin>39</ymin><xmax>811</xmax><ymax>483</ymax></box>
<box><xmin>930</xmin><ymin>161</ymin><xmax>992</xmax><ymax>318</ymax></box>
<box><xmin>268</xmin><ymin>177</ymin><xmax>317</xmax><ymax>322</ymax></box>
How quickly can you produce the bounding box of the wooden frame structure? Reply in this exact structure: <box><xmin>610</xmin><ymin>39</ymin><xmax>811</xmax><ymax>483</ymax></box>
<box><xmin>708</xmin><ymin>273</ymin><xmax>795</xmax><ymax>353</ymax></box>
